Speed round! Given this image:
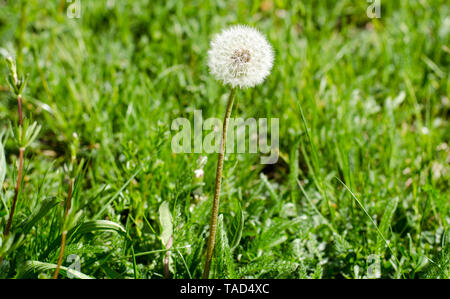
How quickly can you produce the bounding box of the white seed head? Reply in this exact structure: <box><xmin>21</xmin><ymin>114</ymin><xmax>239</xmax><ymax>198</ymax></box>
<box><xmin>208</xmin><ymin>25</ymin><xmax>274</xmax><ymax>88</ymax></box>
<box><xmin>194</xmin><ymin>169</ymin><xmax>204</xmax><ymax>178</ymax></box>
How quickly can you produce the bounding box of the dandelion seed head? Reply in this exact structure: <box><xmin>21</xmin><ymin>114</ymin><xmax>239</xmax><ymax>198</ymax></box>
<box><xmin>208</xmin><ymin>25</ymin><xmax>274</xmax><ymax>88</ymax></box>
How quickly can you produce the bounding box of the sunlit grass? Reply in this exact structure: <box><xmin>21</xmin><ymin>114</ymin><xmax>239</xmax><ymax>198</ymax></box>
<box><xmin>0</xmin><ymin>0</ymin><xmax>448</xmax><ymax>279</ymax></box>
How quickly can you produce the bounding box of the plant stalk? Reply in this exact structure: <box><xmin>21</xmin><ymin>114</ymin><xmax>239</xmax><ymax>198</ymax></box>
<box><xmin>53</xmin><ymin>178</ymin><xmax>74</xmax><ymax>279</ymax></box>
<box><xmin>203</xmin><ymin>87</ymin><xmax>236</xmax><ymax>279</ymax></box>
<box><xmin>4</xmin><ymin>148</ymin><xmax>24</xmax><ymax>237</ymax></box>
<box><xmin>4</xmin><ymin>94</ymin><xmax>25</xmax><ymax>237</ymax></box>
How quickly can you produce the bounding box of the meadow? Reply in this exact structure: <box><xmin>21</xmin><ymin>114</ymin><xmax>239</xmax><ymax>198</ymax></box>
<box><xmin>0</xmin><ymin>0</ymin><xmax>448</xmax><ymax>279</ymax></box>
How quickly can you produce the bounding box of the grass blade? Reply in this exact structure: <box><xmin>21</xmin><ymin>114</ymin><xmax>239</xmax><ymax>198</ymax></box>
<box><xmin>18</xmin><ymin>260</ymin><xmax>93</xmax><ymax>279</ymax></box>
<box><xmin>336</xmin><ymin>177</ymin><xmax>402</xmax><ymax>270</ymax></box>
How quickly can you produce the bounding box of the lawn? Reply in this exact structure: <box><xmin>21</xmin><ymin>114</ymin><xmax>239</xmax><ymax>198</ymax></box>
<box><xmin>0</xmin><ymin>0</ymin><xmax>448</xmax><ymax>279</ymax></box>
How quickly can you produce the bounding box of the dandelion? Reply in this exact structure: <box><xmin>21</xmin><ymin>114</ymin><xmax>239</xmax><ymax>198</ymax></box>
<box><xmin>203</xmin><ymin>25</ymin><xmax>274</xmax><ymax>278</ymax></box>
<box><xmin>207</xmin><ymin>25</ymin><xmax>274</xmax><ymax>88</ymax></box>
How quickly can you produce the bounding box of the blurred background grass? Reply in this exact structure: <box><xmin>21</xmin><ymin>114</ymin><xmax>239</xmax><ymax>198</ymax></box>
<box><xmin>0</xmin><ymin>0</ymin><xmax>448</xmax><ymax>278</ymax></box>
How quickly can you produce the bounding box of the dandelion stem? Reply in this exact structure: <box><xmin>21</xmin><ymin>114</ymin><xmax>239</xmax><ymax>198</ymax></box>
<box><xmin>53</xmin><ymin>177</ymin><xmax>74</xmax><ymax>279</ymax></box>
<box><xmin>203</xmin><ymin>87</ymin><xmax>236</xmax><ymax>279</ymax></box>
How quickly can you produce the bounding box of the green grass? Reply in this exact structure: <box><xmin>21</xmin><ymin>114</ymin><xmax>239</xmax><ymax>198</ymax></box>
<box><xmin>0</xmin><ymin>0</ymin><xmax>448</xmax><ymax>279</ymax></box>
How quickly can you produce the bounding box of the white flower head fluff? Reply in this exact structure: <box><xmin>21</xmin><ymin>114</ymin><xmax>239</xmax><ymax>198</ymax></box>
<box><xmin>208</xmin><ymin>25</ymin><xmax>274</xmax><ymax>88</ymax></box>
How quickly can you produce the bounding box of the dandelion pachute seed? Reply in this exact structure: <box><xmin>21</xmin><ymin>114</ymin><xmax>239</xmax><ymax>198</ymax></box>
<box><xmin>208</xmin><ymin>25</ymin><xmax>274</xmax><ymax>88</ymax></box>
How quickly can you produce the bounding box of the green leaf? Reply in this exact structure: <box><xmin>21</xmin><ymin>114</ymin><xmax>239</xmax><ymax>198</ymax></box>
<box><xmin>289</xmin><ymin>138</ymin><xmax>300</xmax><ymax>203</ymax></box>
<box><xmin>159</xmin><ymin>201</ymin><xmax>173</xmax><ymax>247</ymax></box>
<box><xmin>42</xmin><ymin>220</ymin><xmax>126</xmax><ymax>260</ymax></box>
<box><xmin>377</xmin><ymin>197</ymin><xmax>399</xmax><ymax>253</ymax></box>
<box><xmin>214</xmin><ymin>214</ymin><xmax>236</xmax><ymax>278</ymax></box>
<box><xmin>23</xmin><ymin>121</ymin><xmax>41</xmax><ymax>148</ymax></box>
<box><xmin>68</xmin><ymin>220</ymin><xmax>126</xmax><ymax>241</ymax></box>
<box><xmin>256</xmin><ymin>218</ymin><xmax>290</xmax><ymax>250</ymax></box>
<box><xmin>94</xmin><ymin>166</ymin><xmax>142</xmax><ymax>219</ymax></box>
<box><xmin>230</xmin><ymin>201</ymin><xmax>244</xmax><ymax>251</ymax></box>
<box><xmin>18</xmin><ymin>261</ymin><xmax>93</xmax><ymax>279</ymax></box>
<box><xmin>1</xmin><ymin>198</ymin><xmax>59</xmax><ymax>256</ymax></box>
<box><xmin>18</xmin><ymin>197</ymin><xmax>59</xmax><ymax>235</ymax></box>
<box><xmin>0</xmin><ymin>134</ymin><xmax>6</xmax><ymax>189</ymax></box>
<box><xmin>0</xmin><ymin>232</ymin><xmax>16</xmax><ymax>257</ymax></box>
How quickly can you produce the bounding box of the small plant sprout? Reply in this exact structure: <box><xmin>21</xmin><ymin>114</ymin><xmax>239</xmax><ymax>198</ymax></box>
<box><xmin>2</xmin><ymin>53</ymin><xmax>41</xmax><ymax>237</ymax></box>
<box><xmin>203</xmin><ymin>25</ymin><xmax>274</xmax><ymax>278</ymax></box>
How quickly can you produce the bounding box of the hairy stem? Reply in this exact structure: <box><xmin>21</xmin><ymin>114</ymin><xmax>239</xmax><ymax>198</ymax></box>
<box><xmin>203</xmin><ymin>87</ymin><xmax>236</xmax><ymax>279</ymax></box>
<box><xmin>53</xmin><ymin>178</ymin><xmax>74</xmax><ymax>279</ymax></box>
<box><xmin>5</xmin><ymin>147</ymin><xmax>24</xmax><ymax>237</ymax></box>
<box><xmin>4</xmin><ymin>94</ymin><xmax>25</xmax><ymax>236</ymax></box>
